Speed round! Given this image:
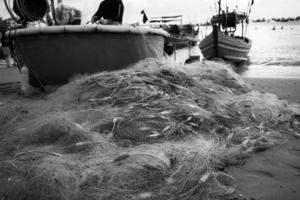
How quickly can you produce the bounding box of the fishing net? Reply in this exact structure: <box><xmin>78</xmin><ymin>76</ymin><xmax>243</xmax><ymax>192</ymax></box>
<box><xmin>0</xmin><ymin>59</ymin><xmax>300</xmax><ymax>200</ymax></box>
<box><xmin>0</xmin><ymin>104</ymin><xmax>24</xmax><ymax>127</ymax></box>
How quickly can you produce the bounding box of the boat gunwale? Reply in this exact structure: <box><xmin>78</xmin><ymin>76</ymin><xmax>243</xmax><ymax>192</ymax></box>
<box><xmin>5</xmin><ymin>25</ymin><xmax>170</xmax><ymax>38</ymax></box>
<box><xmin>200</xmin><ymin>43</ymin><xmax>251</xmax><ymax>53</ymax></box>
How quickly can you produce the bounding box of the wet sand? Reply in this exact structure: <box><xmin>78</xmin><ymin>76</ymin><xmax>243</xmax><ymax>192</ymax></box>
<box><xmin>244</xmin><ymin>77</ymin><xmax>300</xmax><ymax>104</ymax></box>
<box><xmin>229</xmin><ymin>133</ymin><xmax>300</xmax><ymax>200</ymax></box>
<box><xmin>231</xmin><ymin>76</ymin><xmax>300</xmax><ymax>200</ymax></box>
<box><xmin>0</xmin><ymin>64</ymin><xmax>20</xmax><ymax>84</ymax></box>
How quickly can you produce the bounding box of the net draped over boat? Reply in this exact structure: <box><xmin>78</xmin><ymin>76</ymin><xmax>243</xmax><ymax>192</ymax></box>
<box><xmin>6</xmin><ymin>25</ymin><xmax>168</xmax><ymax>87</ymax></box>
<box><xmin>0</xmin><ymin>59</ymin><xmax>299</xmax><ymax>200</ymax></box>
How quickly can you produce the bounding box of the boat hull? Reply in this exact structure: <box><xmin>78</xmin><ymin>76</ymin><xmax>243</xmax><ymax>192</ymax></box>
<box><xmin>199</xmin><ymin>31</ymin><xmax>252</xmax><ymax>63</ymax></box>
<box><xmin>6</xmin><ymin>25</ymin><xmax>168</xmax><ymax>87</ymax></box>
<box><xmin>168</xmin><ymin>36</ymin><xmax>198</xmax><ymax>49</ymax></box>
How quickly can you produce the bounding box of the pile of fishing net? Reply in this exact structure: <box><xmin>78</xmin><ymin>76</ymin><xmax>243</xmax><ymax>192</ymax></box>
<box><xmin>0</xmin><ymin>59</ymin><xmax>300</xmax><ymax>200</ymax></box>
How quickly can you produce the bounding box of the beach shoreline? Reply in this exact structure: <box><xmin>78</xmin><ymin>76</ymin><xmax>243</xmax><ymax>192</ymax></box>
<box><xmin>243</xmin><ymin>77</ymin><xmax>300</xmax><ymax>104</ymax></box>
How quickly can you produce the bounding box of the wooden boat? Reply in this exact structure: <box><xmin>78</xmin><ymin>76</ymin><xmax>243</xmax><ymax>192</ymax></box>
<box><xmin>199</xmin><ymin>0</ymin><xmax>254</xmax><ymax>63</ymax></box>
<box><xmin>149</xmin><ymin>15</ymin><xmax>199</xmax><ymax>49</ymax></box>
<box><xmin>199</xmin><ymin>30</ymin><xmax>252</xmax><ymax>63</ymax></box>
<box><xmin>4</xmin><ymin>25</ymin><xmax>168</xmax><ymax>88</ymax></box>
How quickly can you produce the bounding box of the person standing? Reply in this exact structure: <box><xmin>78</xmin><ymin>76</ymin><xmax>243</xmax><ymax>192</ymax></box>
<box><xmin>91</xmin><ymin>0</ymin><xmax>124</xmax><ymax>25</ymax></box>
<box><xmin>0</xmin><ymin>33</ymin><xmax>13</xmax><ymax>68</ymax></box>
<box><xmin>55</xmin><ymin>0</ymin><xmax>82</xmax><ymax>25</ymax></box>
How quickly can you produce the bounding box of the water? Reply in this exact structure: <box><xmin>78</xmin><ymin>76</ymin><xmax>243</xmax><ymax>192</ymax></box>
<box><xmin>243</xmin><ymin>21</ymin><xmax>300</xmax><ymax>78</ymax></box>
<box><xmin>248</xmin><ymin>22</ymin><xmax>300</xmax><ymax>67</ymax></box>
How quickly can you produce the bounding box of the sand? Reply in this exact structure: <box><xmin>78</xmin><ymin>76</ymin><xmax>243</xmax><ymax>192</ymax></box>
<box><xmin>229</xmin><ymin>133</ymin><xmax>300</xmax><ymax>200</ymax></box>
<box><xmin>229</xmin><ymin>76</ymin><xmax>300</xmax><ymax>200</ymax></box>
<box><xmin>0</xmin><ymin>64</ymin><xmax>20</xmax><ymax>84</ymax></box>
<box><xmin>244</xmin><ymin>77</ymin><xmax>300</xmax><ymax>104</ymax></box>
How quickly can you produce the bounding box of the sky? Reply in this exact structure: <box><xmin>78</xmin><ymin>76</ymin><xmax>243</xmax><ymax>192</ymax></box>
<box><xmin>1</xmin><ymin>0</ymin><xmax>300</xmax><ymax>24</ymax></box>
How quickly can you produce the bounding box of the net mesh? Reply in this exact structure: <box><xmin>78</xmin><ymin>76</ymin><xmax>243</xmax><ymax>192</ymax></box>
<box><xmin>0</xmin><ymin>59</ymin><xmax>299</xmax><ymax>200</ymax></box>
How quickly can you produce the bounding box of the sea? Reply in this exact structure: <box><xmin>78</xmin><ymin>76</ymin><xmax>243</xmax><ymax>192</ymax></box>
<box><xmin>244</xmin><ymin>21</ymin><xmax>300</xmax><ymax>78</ymax></box>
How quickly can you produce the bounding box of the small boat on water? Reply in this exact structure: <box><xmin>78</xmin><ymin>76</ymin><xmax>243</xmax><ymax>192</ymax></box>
<box><xmin>199</xmin><ymin>0</ymin><xmax>254</xmax><ymax>63</ymax></box>
<box><xmin>2</xmin><ymin>0</ymin><xmax>169</xmax><ymax>89</ymax></box>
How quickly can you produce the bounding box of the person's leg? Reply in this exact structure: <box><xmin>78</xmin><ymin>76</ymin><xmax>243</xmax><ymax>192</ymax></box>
<box><xmin>5</xmin><ymin>56</ymin><xmax>12</xmax><ymax>67</ymax></box>
<box><xmin>3</xmin><ymin>47</ymin><xmax>12</xmax><ymax>67</ymax></box>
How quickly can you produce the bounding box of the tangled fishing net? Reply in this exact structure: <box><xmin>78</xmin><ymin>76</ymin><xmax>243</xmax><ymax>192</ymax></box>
<box><xmin>0</xmin><ymin>59</ymin><xmax>300</xmax><ymax>200</ymax></box>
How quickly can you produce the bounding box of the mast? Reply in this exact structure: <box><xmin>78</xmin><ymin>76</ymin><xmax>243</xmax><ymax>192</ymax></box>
<box><xmin>218</xmin><ymin>0</ymin><xmax>221</xmax><ymax>30</ymax></box>
<box><xmin>242</xmin><ymin>19</ymin><xmax>244</xmax><ymax>38</ymax></box>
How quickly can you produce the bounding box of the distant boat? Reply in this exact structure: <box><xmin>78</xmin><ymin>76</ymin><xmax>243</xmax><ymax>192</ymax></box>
<box><xmin>149</xmin><ymin>15</ymin><xmax>200</xmax><ymax>49</ymax></box>
<box><xmin>199</xmin><ymin>0</ymin><xmax>253</xmax><ymax>64</ymax></box>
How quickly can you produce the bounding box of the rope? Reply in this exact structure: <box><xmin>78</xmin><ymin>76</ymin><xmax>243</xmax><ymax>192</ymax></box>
<box><xmin>14</xmin><ymin>150</ymin><xmax>63</xmax><ymax>160</ymax></box>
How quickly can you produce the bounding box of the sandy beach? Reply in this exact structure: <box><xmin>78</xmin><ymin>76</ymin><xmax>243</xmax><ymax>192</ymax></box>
<box><xmin>0</xmin><ymin>61</ymin><xmax>300</xmax><ymax>200</ymax></box>
<box><xmin>0</xmin><ymin>64</ymin><xmax>20</xmax><ymax>84</ymax></box>
<box><xmin>232</xmin><ymin>75</ymin><xmax>300</xmax><ymax>200</ymax></box>
<box><xmin>229</xmin><ymin>133</ymin><xmax>300</xmax><ymax>200</ymax></box>
<box><xmin>244</xmin><ymin>77</ymin><xmax>300</xmax><ymax>104</ymax></box>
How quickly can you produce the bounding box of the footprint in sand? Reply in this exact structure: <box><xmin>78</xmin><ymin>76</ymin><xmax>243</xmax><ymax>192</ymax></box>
<box><xmin>250</xmin><ymin>170</ymin><xmax>274</xmax><ymax>178</ymax></box>
<box><xmin>288</xmin><ymin>148</ymin><xmax>300</xmax><ymax>157</ymax></box>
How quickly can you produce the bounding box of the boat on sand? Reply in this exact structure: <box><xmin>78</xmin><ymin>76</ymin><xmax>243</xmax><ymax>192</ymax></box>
<box><xmin>4</xmin><ymin>25</ymin><xmax>168</xmax><ymax>88</ymax></box>
<box><xmin>199</xmin><ymin>0</ymin><xmax>253</xmax><ymax>63</ymax></box>
<box><xmin>200</xmin><ymin>30</ymin><xmax>252</xmax><ymax>63</ymax></box>
<box><xmin>149</xmin><ymin>15</ymin><xmax>199</xmax><ymax>49</ymax></box>
<box><xmin>2</xmin><ymin>0</ymin><xmax>169</xmax><ymax>89</ymax></box>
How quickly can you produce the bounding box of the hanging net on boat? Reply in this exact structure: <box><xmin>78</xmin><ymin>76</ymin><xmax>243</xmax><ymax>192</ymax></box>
<box><xmin>0</xmin><ymin>59</ymin><xmax>299</xmax><ymax>200</ymax></box>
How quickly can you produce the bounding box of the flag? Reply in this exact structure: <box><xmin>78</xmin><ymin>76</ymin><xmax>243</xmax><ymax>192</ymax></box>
<box><xmin>141</xmin><ymin>10</ymin><xmax>148</xmax><ymax>24</ymax></box>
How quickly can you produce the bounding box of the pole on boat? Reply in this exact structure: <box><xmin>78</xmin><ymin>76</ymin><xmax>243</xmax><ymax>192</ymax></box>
<box><xmin>213</xmin><ymin>0</ymin><xmax>221</xmax><ymax>57</ymax></box>
<box><xmin>213</xmin><ymin>25</ymin><xmax>219</xmax><ymax>57</ymax></box>
<box><xmin>218</xmin><ymin>0</ymin><xmax>221</xmax><ymax>30</ymax></box>
<box><xmin>174</xmin><ymin>44</ymin><xmax>177</xmax><ymax>61</ymax></box>
<box><xmin>242</xmin><ymin>20</ymin><xmax>244</xmax><ymax>38</ymax></box>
